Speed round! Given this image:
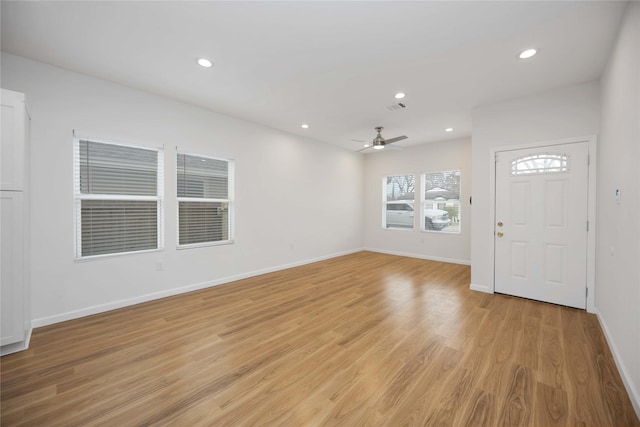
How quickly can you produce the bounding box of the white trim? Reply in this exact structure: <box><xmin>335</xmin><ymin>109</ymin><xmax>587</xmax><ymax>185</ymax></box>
<box><xmin>177</xmin><ymin>197</ymin><xmax>229</xmax><ymax>203</ymax></box>
<box><xmin>1</xmin><ymin>327</ymin><xmax>32</xmax><ymax>356</ymax></box>
<box><xmin>585</xmin><ymin>138</ymin><xmax>597</xmax><ymax>313</ymax></box>
<box><xmin>72</xmin><ymin>130</ymin><xmax>164</xmax><ymax>152</ymax></box>
<box><xmin>31</xmin><ymin>248</ymin><xmax>363</xmax><ymax>328</ymax></box>
<box><xmin>595</xmin><ymin>309</ymin><xmax>640</xmax><ymax>419</ymax></box>
<box><xmin>176</xmin><ymin>149</ymin><xmax>235</xmax><ymax>164</ymax></box>
<box><xmin>76</xmin><ymin>194</ymin><xmax>160</xmax><ymax>201</ymax></box>
<box><xmin>488</xmin><ymin>135</ymin><xmax>597</xmax><ymax>312</ymax></box>
<box><xmin>470</xmin><ymin>283</ymin><xmax>493</xmax><ymax>294</ymax></box>
<box><xmin>363</xmin><ymin>247</ymin><xmax>470</xmax><ymax>266</ymax></box>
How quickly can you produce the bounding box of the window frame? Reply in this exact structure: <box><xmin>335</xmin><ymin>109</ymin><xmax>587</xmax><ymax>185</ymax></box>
<box><xmin>421</xmin><ymin>169</ymin><xmax>461</xmax><ymax>234</ymax></box>
<box><xmin>176</xmin><ymin>151</ymin><xmax>234</xmax><ymax>249</ymax></box>
<box><xmin>382</xmin><ymin>173</ymin><xmax>416</xmax><ymax>230</ymax></box>
<box><xmin>73</xmin><ymin>136</ymin><xmax>164</xmax><ymax>260</ymax></box>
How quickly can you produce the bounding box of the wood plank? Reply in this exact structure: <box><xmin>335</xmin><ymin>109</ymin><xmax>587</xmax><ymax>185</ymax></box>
<box><xmin>497</xmin><ymin>363</ymin><xmax>535</xmax><ymax>426</ymax></box>
<box><xmin>533</xmin><ymin>381</ymin><xmax>568</xmax><ymax>426</ymax></box>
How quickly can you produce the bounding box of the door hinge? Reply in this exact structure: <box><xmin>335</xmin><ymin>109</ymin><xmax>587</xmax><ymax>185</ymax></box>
<box><xmin>586</xmin><ymin>221</ymin><xmax>589</xmax><ymax>231</ymax></box>
<box><xmin>586</xmin><ymin>287</ymin><xmax>588</xmax><ymax>297</ymax></box>
<box><xmin>588</xmin><ymin>154</ymin><xmax>591</xmax><ymax>165</ymax></box>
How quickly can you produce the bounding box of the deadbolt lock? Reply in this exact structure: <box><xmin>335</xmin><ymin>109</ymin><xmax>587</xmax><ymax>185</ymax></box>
<box><xmin>497</xmin><ymin>221</ymin><xmax>503</xmax><ymax>227</ymax></box>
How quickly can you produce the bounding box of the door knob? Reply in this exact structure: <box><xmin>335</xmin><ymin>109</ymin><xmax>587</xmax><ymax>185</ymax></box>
<box><xmin>497</xmin><ymin>232</ymin><xmax>504</xmax><ymax>237</ymax></box>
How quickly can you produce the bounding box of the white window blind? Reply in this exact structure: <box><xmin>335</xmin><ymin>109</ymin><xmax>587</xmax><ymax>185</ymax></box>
<box><xmin>74</xmin><ymin>138</ymin><xmax>163</xmax><ymax>258</ymax></box>
<box><xmin>177</xmin><ymin>152</ymin><xmax>233</xmax><ymax>247</ymax></box>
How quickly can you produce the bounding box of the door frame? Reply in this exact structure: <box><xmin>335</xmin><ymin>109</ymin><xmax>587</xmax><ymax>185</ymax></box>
<box><xmin>488</xmin><ymin>135</ymin><xmax>597</xmax><ymax>312</ymax></box>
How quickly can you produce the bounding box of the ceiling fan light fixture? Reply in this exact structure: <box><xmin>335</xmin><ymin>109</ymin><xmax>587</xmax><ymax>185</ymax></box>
<box><xmin>197</xmin><ymin>57</ymin><xmax>213</xmax><ymax>68</ymax></box>
<box><xmin>356</xmin><ymin>126</ymin><xmax>406</xmax><ymax>152</ymax></box>
<box><xmin>518</xmin><ymin>48</ymin><xmax>537</xmax><ymax>59</ymax></box>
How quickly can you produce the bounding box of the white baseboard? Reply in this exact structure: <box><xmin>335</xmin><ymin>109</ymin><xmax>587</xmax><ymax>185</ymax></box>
<box><xmin>363</xmin><ymin>247</ymin><xmax>470</xmax><ymax>266</ymax></box>
<box><xmin>469</xmin><ymin>283</ymin><xmax>493</xmax><ymax>294</ymax></box>
<box><xmin>31</xmin><ymin>248</ymin><xmax>364</xmax><ymax>328</ymax></box>
<box><xmin>595</xmin><ymin>308</ymin><xmax>640</xmax><ymax>419</ymax></box>
<box><xmin>1</xmin><ymin>327</ymin><xmax>32</xmax><ymax>356</ymax></box>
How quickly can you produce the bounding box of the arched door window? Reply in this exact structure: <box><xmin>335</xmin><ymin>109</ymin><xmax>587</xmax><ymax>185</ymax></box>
<box><xmin>511</xmin><ymin>153</ymin><xmax>569</xmax><ymax>176</ymax></box>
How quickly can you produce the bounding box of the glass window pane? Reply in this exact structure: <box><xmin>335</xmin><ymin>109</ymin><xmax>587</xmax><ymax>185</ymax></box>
<box><xmin>385</xmin><ymin>175</ymin><xmax>415</xmax><ymax>201</ymax></box>
<box><xmin>423</xmin><ymin>170</ymin><xmax>460</xmax><ymax>233</ymax></box>
<box><xmin>511</xmin><ymin>154</ymin><xmax>569</xmax><ymax>175</ymax></box>
<box><xmin>384</xmin><ymin>175</ymin><xmax>415</xmax><ymax>229</ymax></box>
<box><xmin>177</xmin><ymin>153</ymin><xmax>229</xmax><ymax>199</ymax></box>
<box><xmin>74</xmin><ymin>138</ymin><xmax>162</xmax><ymax>259</ymax></box>
<box><xmin>81</xmin><ymin>200</ymin><xmax>158</xmax><ymax>256</ymax></box>
<box><xmin>179</xmin><ymin>201</ymin><xmax>229</xmax><ymax>245</ymax></box>
<box><xmin>79</xmin><ymin>140</ymin><xmax>158</xmax><ymax>196</ymax></box>
<box><xmin>177</xmin><ymin>152</ymin><xmax>233</xmax><ymax>246</ymax></box>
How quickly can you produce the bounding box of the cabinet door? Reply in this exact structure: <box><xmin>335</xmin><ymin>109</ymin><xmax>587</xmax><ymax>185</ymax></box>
<box><xmin>1</xmin><ymin>89</ymin><xmax>27</xmax><ymax>191</ymax></box>
<box><xmin>1</xmin><ymin>191</ymin><xmax>25</xmax><ymax>346</ymax></box>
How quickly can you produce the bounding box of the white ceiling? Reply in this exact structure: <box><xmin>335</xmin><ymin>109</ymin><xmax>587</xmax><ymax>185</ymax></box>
<box><xmin>0</xmin><ymin>1</ymin><xmax>627</xmax><ymax>151</ymax></box>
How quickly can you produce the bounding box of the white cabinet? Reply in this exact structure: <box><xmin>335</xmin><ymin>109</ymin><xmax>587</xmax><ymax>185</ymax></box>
<box><xmin>1</xmin><ymin>192</ymin><xmax>25</xmax><ymax>346</ymax></box>
<box><xmin>1</xmin><ymin>89</ymin><xmax>31</xmax><ymax>355</ymax></box>
<box><xmin>1</xmin><ymin>90</ymin><xmax>27</xmax><ymax>191</ymax></box>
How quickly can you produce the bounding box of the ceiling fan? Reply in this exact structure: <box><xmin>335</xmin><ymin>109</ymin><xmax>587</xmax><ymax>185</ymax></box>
<box><xmin>357</xmin><ymin>126</ymin><xmax>407</xmax><ymax>152</ymax></box>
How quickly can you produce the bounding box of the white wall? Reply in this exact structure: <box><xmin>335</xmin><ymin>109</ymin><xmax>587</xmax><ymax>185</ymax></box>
<box><xmin>598</xmin><ymin>1</ymin><xmax>640</xmax><ymax>414</ymax></box>
<box><xmin>470</xmin><ymin>81</ymin><xmax>600</xmax><ymax>291</ymax></box>
<box><xmin>363</xmin><ymin>138</ymin><xmax>471</xmax><ymax>264</ymax></box>
<box><xmin>0</xmin><ymin>53</ymin><xmax>364</xmax><ymax>325</ymax></box>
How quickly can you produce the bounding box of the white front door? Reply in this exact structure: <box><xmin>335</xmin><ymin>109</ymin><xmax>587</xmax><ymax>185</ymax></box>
<box><xmin>494</xmin><ymin>142</ymin><xmax>589</xmax><ymax>309</ymax></box>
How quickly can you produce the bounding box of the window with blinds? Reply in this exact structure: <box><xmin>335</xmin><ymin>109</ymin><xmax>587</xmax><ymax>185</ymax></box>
<box><xmin>74</xmin><ymin>138</ymin><xmax>163</xmax><ymax>258</ymax></box>
<box><xmin>177</xmin><ymin>153</ymin><xmax>233</xmax><ymax>247</ymax></box>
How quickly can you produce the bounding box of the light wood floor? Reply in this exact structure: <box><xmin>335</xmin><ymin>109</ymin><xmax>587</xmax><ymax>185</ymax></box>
<box><xmin>1</xmin><ymin>252</ymin><xmax>638</xmax><ymax>426</ymax></box>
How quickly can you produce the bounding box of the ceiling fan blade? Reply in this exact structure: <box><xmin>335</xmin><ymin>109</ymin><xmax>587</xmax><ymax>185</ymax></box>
<box><xmin>356</xmin><ymin>146</ymin><xmax>372</xmax><ymax>152</ymax></box>
<box><xmin>384</xmin><ymin>135</ymin><xmax>408</xmax><ymax>144</ymax></box>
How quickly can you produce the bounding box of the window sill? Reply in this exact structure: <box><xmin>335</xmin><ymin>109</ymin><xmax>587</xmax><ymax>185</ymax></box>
<box><xmin>74</xmin><ymin>248</ymin><xmax>164</xmax><ymax>262</ymax></box>
<box><xmin>420</xmin><ymin>229</ymin><xmax>461</xmax><ymax>235</ymax></box>
<box><xmin>177</xmin><ymin>240</ymin><xmax>234</xmax><ymax>250</ymax></box>
<box><xmin>383</xmin><ymin>227</ymin><xmax>415</xmax><ymax>231</ymax></box>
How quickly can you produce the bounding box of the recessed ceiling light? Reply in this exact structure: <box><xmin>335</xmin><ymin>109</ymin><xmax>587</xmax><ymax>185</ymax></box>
<box><xmin>197</xmin><ymin>58</ymin><xmax>213</xmax><ymax>68</ymax></box>
<box><xmin>518</xmin><ymin>49</ymin><xmax>537</xmax><ymax>59</ymax></box>
<box><xmin>394</xmin><ymin>92</ymin><xmax>406</xmax><ymax>99</ymax></box>
<box><xmin>364</xmin><ymin>144</ymin><xmax>370</xmax><ymax>148</ymax></box>
<box><xmin>301</xmin><ymin>124</ymin><xmax>309</xmax><ymax>129</ymax></box>
<box><xmin>445</xmin><ymin>128</ymin><xmax>453</xmax><ymax>132</ymax></box>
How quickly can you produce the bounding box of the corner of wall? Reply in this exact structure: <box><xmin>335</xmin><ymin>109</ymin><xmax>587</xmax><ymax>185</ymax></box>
<box><xmin>595</xmin><ymin>308</ymin><xmax>640</xmax><ymax>418</ymax></box>
<box><xmin>469</xmin><ymin>283</ymin><xmax>493</xmax><ymax>294</ymax></box>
